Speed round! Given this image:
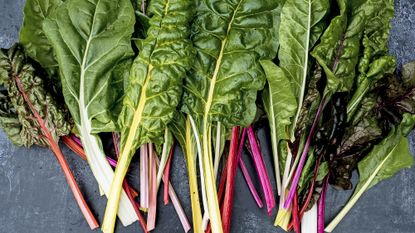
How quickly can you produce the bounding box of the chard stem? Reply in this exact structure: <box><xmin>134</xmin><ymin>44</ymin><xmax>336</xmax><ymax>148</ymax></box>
<box><xmin>189</xmin><ymin>116</ymin><xmax>210</xmax><ymax>230</ymax></box>
<box><xmin>247</xmin><ymin>126</ymin><xmax>275</xmax><ymax>215</ymax></box>
<box><xmin>163</xmin><ymin>143</ymin><xmax>174</xmax><ymax>205</ymax></box>
<box><xmin>213</xmin><ymin>122</ymin><xmax>222</xmax><ymax>177</ymax></box>
<box><xmin>155</xmin><ymin>155</ymin><xmax>192</xmax><ymax>232</ymax></box>
<box><xmin>156</xmin><ymin>129</ymin><xmax>171</xmax><ymax>189</ymax></box>
<box><xmin>147</xmin><ymin>144</ymin><xmax>157</xmax><ymax>230</ymax></box>
<box><xmin>222</xmin><ymin>127</ymin><xmax>240</xmax><ymax>233</ymax></box>
<box><xmin>140</xmin><ymin>144</ymin><xmax>149</xmax><ymax>209</ymax></box>
<box><xmin>284</xmin><ymin>96</ymin><xmax>327</xmax><ymax>209</ymax></box>
<box><xmin>202</xmin><ymin>120</ymin><xmax>223</xmax><ymax>233</ymax></box>
<box><xmin>185</xmin><ymin>117</ymin><xmax>203</xmax><ymax>233</ymax></box>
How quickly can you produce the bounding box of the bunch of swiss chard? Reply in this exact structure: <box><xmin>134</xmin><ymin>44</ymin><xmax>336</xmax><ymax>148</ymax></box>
<box><xmin>262</xmin><ymin>0</ymin><xmax>415</xmax><ymax>232</ymax></box>
<box><xmin>0</xmin><ymin>0</ymin><xmax>414</xmax><ymax>232</ymax></box>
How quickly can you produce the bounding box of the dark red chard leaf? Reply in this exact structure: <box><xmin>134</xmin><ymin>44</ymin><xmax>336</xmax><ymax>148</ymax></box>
<box><xmin>295</xmin><ymin>64</ymin><xmax>323</xmax><ymax>139</ymax></box>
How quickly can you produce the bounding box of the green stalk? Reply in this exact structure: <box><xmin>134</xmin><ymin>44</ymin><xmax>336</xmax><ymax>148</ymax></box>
<box><xmin>325</xmin><ymin>141</ymin><xmax>400</xmax><ymax>232</ymax></box>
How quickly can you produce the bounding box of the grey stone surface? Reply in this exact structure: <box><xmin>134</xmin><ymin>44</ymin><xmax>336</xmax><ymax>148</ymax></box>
<box><xmin>0</xmin><ymin>0</ymin><xmax>415</xmax><ymax>232</ymax></box>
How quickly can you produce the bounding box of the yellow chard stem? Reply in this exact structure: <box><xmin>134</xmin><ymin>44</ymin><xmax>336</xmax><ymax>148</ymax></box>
<box><xmin>202</xmin><ymin>120</ymin><xmax>223</xmax><ymax>233</ymax></box>
<box><xmin>101</xmin><ymin>146</ymin><xmax>134</xmax><ymax>233</ymax></box>
<box><xmin>185</xmin><ymin>118</ymin><xmax>203</xmax><ymax>233</ymax></box>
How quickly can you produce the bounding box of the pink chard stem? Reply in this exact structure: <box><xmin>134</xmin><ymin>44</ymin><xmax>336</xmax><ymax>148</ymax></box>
<box><xmin>318</xmin><ymin>176</ymin><xmax>329</xmax><ymax>233</ymax></box>
<box><xmin>155</xmin><ymin>155</ymin><xmax>191</xmax><ymax>232</ymax></box>
<box><xmin>239</xmin><ymin>157</ymin><xmax>264</xmax><ymax>208</ymax></box>
<box><xmin>163</xmin><ymin>143</ymin><xmax>175</xmax><ymax>205</ymax></box>
<box><xmin>247</xmin><ymin>126</ymin><xmax>275</xmax><ymax>215</ymax></box>
<box><xmin>237</xmin><ymin>128</ymin><xmax>263</xmax><ymax>208</ymax></box>
<box><xmin>284</xmin><ymin>96</ymin><xmax>327</xmax><ymax>209</ymax></box>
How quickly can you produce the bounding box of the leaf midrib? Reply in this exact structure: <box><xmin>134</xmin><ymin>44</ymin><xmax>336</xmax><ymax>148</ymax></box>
<box><xmin>79</xmin><ymin>0</ymin><xmax>101</xmax><ymax>133</ymax></box>
<box><xmin>202</xmin><ymin>0</ymin><xmax>244</xmax><ymax>126</ymax></box>
<box><xmin>120</xmin><ymin>0</ymin><xmax>172</xmax><ymax>158</ymax></box>
<box><xmin>291</xmin><ymin>0</ymin><xmax>312</xmax><ymax>138</ymax></box>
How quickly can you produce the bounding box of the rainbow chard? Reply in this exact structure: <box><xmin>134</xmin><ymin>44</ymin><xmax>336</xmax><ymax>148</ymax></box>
<box><xmin>102</xmin><ymin>0</ymin><xmax>195</xmax><ymax>232</ymax></box>
<box><xmin>43</xmin><ymin>0</ymin><xmax>139</xmax><ymax>226</ymax></box>
<box><xmin>181</xmin><ymin>1</ymin><xmax>279</xmax><ymax>232</ymax></box>
<box><xmin>0</xmin><ymin>45</ymin><xmax>98</xmax><ymax>229</ymax></box>
<box><xmin>265</xmin><ymin>0</ymin><xmax>329</xmax><ymax>227</ymax></box>
<box><xmin>169</xmin><ymin>112</ymin><xmax>204</xmax><ymax>233</ymax></box>
<box><xmin>325</xmin><ymin>114</ymin><xmax>415</xmax><ymax>232</ymax></box>
<box><xmin>285</xmin><ymin>0</ymin><xmax>396</xmax><ymax>214</ymax></box>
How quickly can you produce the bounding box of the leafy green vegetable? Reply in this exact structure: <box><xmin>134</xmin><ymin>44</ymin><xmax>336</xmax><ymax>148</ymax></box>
<box><xmin>278</xmin><ymin>0</ymin><xmax>329</xmax><ymax>136</ymax></box>
<box><xmin>0</xmin><ymin>44</ymin><xmax>99</xmax><ymax>229</ymax></box>
<box><xmin>19</xmin><ymin>0</ymin><xmax>63</xmax><ymax>76</ymax></box>
<box><xmin>0</xmin><ymin>45</ymin><xmax>70</xmax><ymax>146</ymax></box>
<box><xmin>43</xmin><ymin>0</ymin><xmax>138</xmax><ymax>226</ymax></box>
<box><xmin>332</xmin><ymin>61</ymin><xmax>415</xmax><ymax>190</ymax></box>
<box><xmin>102</xmin><ymin>0</ymin><xmax>195</xmax><ymax>231</ymax></box>
<box><xmin>261</xmin><ymin>60</ymin><xmax>296</xmax><ymax>194</ymax></box>
<box><xmin>312</xmin><ymin>0</ymin><xmax>394</xmax><ymax>95</ymax></box>
<box><xmin>325</xmin><ymin>114</ymin><xmax>415</xmax><ymax>232</ymax></box>
<box><xmin>181</xmin><ymin>1</ymin><xmax>280</xmax><ymax>231</ymax></box>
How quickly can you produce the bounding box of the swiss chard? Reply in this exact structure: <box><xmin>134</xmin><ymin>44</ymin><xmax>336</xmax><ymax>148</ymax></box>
<box><xmin>181</xmin><ymin>1</ymin><xmax>279</xmax><ymax>232</ymax></box>
<box><xmin>325</xmin><ymin>114</ymin><xmax>415</xmax><ymax>232</ymax></box>
<box><xmin>102</xmin><ymin>0</ymin><xmax>195</xmax><ymax>232</ymax></box>
<box><xmin>0</xmin><ymin>44</ymin><xmax>98</xmax><ymax>229</ymax></box>
<box><xmin>43</xmin><ymin>0</ymin><xmax>138</xmax><ymax>226</ymax></box>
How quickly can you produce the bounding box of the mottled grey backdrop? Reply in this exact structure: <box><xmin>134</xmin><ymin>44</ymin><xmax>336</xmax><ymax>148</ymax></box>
<box><xmin>0</xmin><ymin>0</ymin><xmax>415</xmax><ymax>232</ymax></box>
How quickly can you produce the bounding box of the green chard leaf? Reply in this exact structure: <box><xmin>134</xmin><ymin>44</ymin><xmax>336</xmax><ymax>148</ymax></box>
<box><xmin>118</xmin><ymin>0</ymin><xmax>194</xmax><ymax>156</ymax></box>
<box><xmin>326</xmin><ymin>113</ymin><xmax>415</xmax><ymax>232</ymax></box>
<box><xmin>19</xmin><ymin>0</ymin><xmax>63</xmax><ymax>76</ymax></box>
<box><xmin>103</xmin><ymin>0</ymin><xmax>195</xmax><ymax>231</ymax></box>
<box><xmin>181</xmin><ymin>0</ymin><xmax>280</xmax><ymax>231</ymax></box>
<box><xmin>261</xmin><ymin>60</ymin><xmax>296</xmax><ymax>193</ymax></box>
<box><xmin>312</xmin><ymin>0</ymin><xmax>395</xmax><ymax>95</ymax></box>
<box><xmin>181</xmin><ymin>0</ymin><xmax>279</xmax><ymax>127</ymax></box>
<box><xmin>0</xmin><ymin>45</ymin><xmax>70</xmax><ymax>147</ymax></box>
<box><xmin>278</xmin><ymin>0</ymin><xmax>329</xmax><ymax>135</ymax></box>
<box><xmin>43</xmin><ymin>0</ymin><xmax>138</xmax><ymax>226</ymax></box>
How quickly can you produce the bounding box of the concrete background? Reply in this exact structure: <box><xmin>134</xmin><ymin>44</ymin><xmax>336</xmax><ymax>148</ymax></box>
<box><xmin>1</xmin><ymin>0</ymin><xmax>415</xmax><ymax>232</ymax></box>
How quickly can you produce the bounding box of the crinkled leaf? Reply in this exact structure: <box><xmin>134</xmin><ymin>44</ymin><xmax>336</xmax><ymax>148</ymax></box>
<box><xmin>312</xmin><ymin>0</ymin><xmax>394</xmax><ymax>94</ymax></box>
<box><xmin>347</xmin><ymin>56</ymin><xmax>396</xmax><ymax>119</ymax></box>
<box><xmin>0</xmin><ymin>91</ymin><xmax>24</xmax><ymax>146</ymax></box>
<box><xmin>181</xmin><ymin>0</ymin><xmax>280</xmax><ymax>128</ymax></box>
<box><xmin>262</xmin><ymin>61</ymin><xmax>296</xmax><ymax>144</ymax></box>
<box><xmin>0</xmin><ymin>45</ymin><xmax>70</xmax><ymax>147</ymax></box>
<box><xmin>118</xmin><ymin>0</ymin><xmax>194</xmax><ymax>159</ymax></box>
<box><xmin>296</xmin><ymin>64</ymin><xmax>323</xmax><ymax>137</ymax></box>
